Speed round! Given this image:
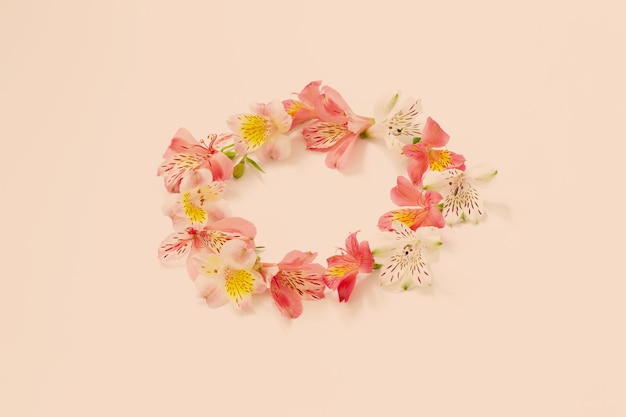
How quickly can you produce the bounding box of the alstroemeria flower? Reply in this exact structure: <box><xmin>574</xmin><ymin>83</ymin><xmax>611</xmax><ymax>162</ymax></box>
<box><xmin>365</xmin><ymin>93</ymin><xmax>424</xmax><ymax>148</ymax></box>
<box><xmin>269</xmin><ymin>251</ymin><xmax>326</xmax><ymax>319</ymax></box>
<box><xmin>375</xmin><ymin>221</ymin><xmax>442</xmax><ymax>291</ymax></box>
<box><xmin>158</xmin><ymin>215</ymin><xmax>257</xmax><ymax>277</ymax></box>
<box><xmin>324</xmin><ymin>231</ymin><xmax>374</xmax><ymax>302</ymax></box>
<box><xmin>291</xmin><ymin>81</ymin><xmax>374</xmax><ymax>169</ymax></box>
<box><xmin>157</xmin><ymin>128</ymin><xmax>235</xmax><ymax>193</ymax></box>
<box><xmin>227</xmin><ymin>100</ymin><xmax>293</xmax><ymax>161</ymax></box>
<box><xmin>401</xmin><ymin>117</ymin><xmax>466</xmax><ymax>186</ymax></box>
<box><xmin>378</xmin><ymin>176</ymin><xmax>445</xmax><ymax>231</ymax></box>
<box><xmin>192</xmin><ymin>239</ymin><xmax>266</xmax><ymax>310</ymax></box>
<box><xmin>423</xmin><ymin>165</ymin><xmax>498</xmax><ymax>225</ymax></box>
<box><xmin>163</xmin><ymin>169</ymin><xmax>228</xmax><ymax>231</ymax></box>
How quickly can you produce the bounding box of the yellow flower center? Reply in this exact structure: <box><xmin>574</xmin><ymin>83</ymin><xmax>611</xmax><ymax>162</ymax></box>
<box><xmin>326</xmin><ymin>265</ymin><xmax>353</xmax><ymax>278</ymax></box>
<box><xmin>391</xmin><ymin>209</ymin><xmax>419</xmax><ymax>228</ymax></box>
<box><xmin>239</xmin><ymin>114</ymin><xmax>274</xmax><ymax>149</ymax></box>
<box><xmin>428</xmin><ymin>149</ymin><xmax>451</xmax><ymax>171</ymax></box>
<box><xmin>182</xmin><ymin>192</ymin><xmax>207</xmax><ymax>224</ymax></box>
<box><xmin>224</xmin><ymin>268</ymin><xmax>255</xmax><ymax>300</ymax></box>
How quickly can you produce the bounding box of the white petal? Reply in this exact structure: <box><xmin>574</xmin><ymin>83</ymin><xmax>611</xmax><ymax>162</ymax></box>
<box><xmin>373</xmin><ymin>91</ymin><xmax>401</xmax><ymax>120</ymax></box>
<box><xmin>379</xmin><ymin>240</ymin><xmax>432</xmax><ymax>290</ymax></box>
<box><xmin>466</xmin><ymin>164</ymin><xmax>498</xmax><ymax>185</ymax></box>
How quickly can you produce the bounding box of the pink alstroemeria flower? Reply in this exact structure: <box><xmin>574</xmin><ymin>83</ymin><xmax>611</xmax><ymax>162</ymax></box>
<box><xmin>324</xmin><ymin>232</ymin><xmax>374</xmax><ymax>302</ymax></box>
<box><xmin>269</xmin><ymin>251</ymin><xmax>326</xmax><ymax>319</ymax></box>
<box><xmin>158</xmin><ymin>216</ymin><xmax>257</xmax><ymax>262</ymax></box>
<box><xmin>157</xmin><ymin>128</ymin><xmax>235</xmax><ymax>193</ymax></box>
<box><xmin>192</xmin><ymin>239</ymin><xmax>266</xmax><ymax>311</ymax></box>
<box><xmin>227</xmin><ymin>100</ymin><xmax>293</xmax><ymax>161</ymax></box>
<box><xmin>401</xmin><ymin>117</ymin><xmax>466</xmax><ymax>186</ymax></box>
<box><xmin>289</xmin><ymin>81</ymin><xmax>374</xmax><ymax>169</ymax></box>
<box><xmin>377</xmin><ymin>176</ymin><xmax>445</xmax><ymax>231</ymax></box>
<box><xmin>162</xmin><ymin>169</ymin><xmax>228</xmax><ymax>231</ymax></box>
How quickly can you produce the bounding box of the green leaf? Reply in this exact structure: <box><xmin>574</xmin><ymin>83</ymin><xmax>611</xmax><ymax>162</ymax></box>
<box><xmin>233</xmin><ymin>159</ymin><xmax>245</xmax><ymax>179</ymax></box>
<box><xmin>245</xmin><ymin>156</ymin><xmax>265</xmax><ymax>173</ymax></box>
<box><xmin>412</xmin><ymin>136</ymin><xmax>421</xmax><ymax>144</ymax></box>
<box><xmin>373</xmin><ymin>263</ymin><xmax>383</xmax><ymax>270</ymax></box>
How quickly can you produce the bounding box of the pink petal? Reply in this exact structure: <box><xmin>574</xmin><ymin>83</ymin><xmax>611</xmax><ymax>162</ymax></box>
<box><xmin>283</xmin><ymin>99</ymin><xmax>316</xmax><ymax>127</ymax></box>
<box><xmin>279</xmin><ymin>250</ymin><xmax>318</xmax><ymax>267</ymax></box>
<box><xmin>390</xmin><ymin>176</ymin><xmax>423</xmax><ymax>206</ymax></box>
<box><xmin>207</xmin><ymin>152</ymin><xmax>234</xmax><ymax>181</ymax></box>
<box><xmin>261</xmin><ymin>134</ymin><xmax>291</xmax><ymax>161</ymax></box>
<box><xmin>158</xmin><ymin>149</ymin><xmax>206</xmax><ymax>193</ymax></box>
<box><xmin>179</xmin><ymin>169</ymin><xmax>214</xmax><ymax>192</ymax></box>
<box><xmin>195</xmin><ymin>275</ymin><xmax>229</xmax><ymax>308</ymax></box>
<box><xmin>303</xmin><ymin>121</ymin><xmax>350</xmax><ymax>150</ymax></box>
<box><xmin>209</xmin><ymin>217</ymin><xmax>257</xmax><ymax>239</ymax></box>
<box><xmin>422</xmin><ymin>117</ymin><xmax>450</xmax><ymax>148</ymax></box>
<box><xmin>377</xmin><ymin>211</ymin><xmax>396</xmax><ymax>231</ymax></box>
<box><xmin>415</xmin><ymin>190</ymin><xmax>444</xmax><ymax>207</ymax></box>
<box><xmin>406</xmin><ymin>155</ymin><xmax>429</xmax><ymax>187</ymax></box>
<box><xmin>165</xmin><ymin>128</ymin><xmax>198</xmax><ymax>154</ymax></box>
<box><xmin>448</xmin><ymin>151</ymin><xmax>466</xmax><ymax>171</ymax></box>
<box><xmin>270</xmin><ymin>278</ymin><xmax>303</xmax><ymax>319</ymax></box>
<box><xmin>337</xmin><ymin>273</ymin><xmax>357</xmax><ymax>302</ymax></box>
<box><xmin>220</xmin><ymin>239</ymin><xmax>257</xmax><ymax>269</ymax></box>
<box><xmin>357</xmin><ymin>240</ymin><xmax>374</xmax><ymax>274</ymax></box>
<box><xmin>324</xmin><ymin>133</ymin><xmax>358</xmax><ymax>169</ymax></box>
<box><xmin>324</xmin><ymin>254</ymin><xmax>357</xmax><ymax>290</ymax></box>
<box><xmin>158</xmin><ymin>231</ymin><xmax>193</xmax><ymax>262</ymax></box>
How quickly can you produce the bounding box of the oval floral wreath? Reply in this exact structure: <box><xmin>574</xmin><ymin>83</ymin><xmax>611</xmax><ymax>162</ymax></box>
<box><xmin>157</xmin><ymin>81</ymin><xmax>498</xmax><ymax>319</ymax></box>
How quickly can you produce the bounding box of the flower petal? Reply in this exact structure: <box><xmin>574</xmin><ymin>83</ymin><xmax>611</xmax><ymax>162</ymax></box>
<box><xmin>195</xmin><ymin>274</ymin><xmax>229</xmax><ymax>308</ymax></box>
<box><xmin>158</xmin><ymin>231</ymin><xmax>193</xmax><ymax>262</ymax></box>
<box><xmin>442</xmin><ymin>174</ymin><xmax>485</xmax><ymax>225</ymax></box>
<box><xmin>303</xmin><ymin>121</ymin><xmax>350</xmax><ymax>150</ymax></box>
<box><xmin>325</xmin><ymin>133</ymin><xmax>358</xmax><ymax>169</ymax></box>
<box><xmin>384</xmin><ymin>98</ymin><xmax>422</xmax><ymax>142</ymax></box>
<box><xmin>206</xmin><ymin>151</ymin><xmax>235</xmax><ymax>181</ymax></box>
<box><xmin>220</xmin><ymin>239</ymin><xmax>257</xmax><ymax>270</ymax></box>
<box><xmin>261</xmin><ymin>133</ymin><xmax>292</xmax><ymax>161</ymax></box>
<box><xmin>270</xmin><ymin>278</ymin><xmax>303</xmax><ymax>319</ymax></box>
<box><xmin>390</xmin><ymin>176</ymin><xmax>422</xmax><ymax>206</ymax></box>
<box><xmin>406</xmin><ymin>155</ymin><xmax>429</xmax><ymax>186</ymax></box>
<box><xmin>379</xmin><ymin>240</ymin><xmax>432</xmax><ymax>290</ymax></box>
<box><xmin>275</xmin><ymin>268</ymin><xmax>325</xmax><ymax>301</ymax></box>
<box><xmin>209</xmin><ymin>216</ymin><xmax>257</xmax><ymax>239</ymax></box>
<box><xmin>422</xmin><ymin>117</ymin><xmax>450</xmax><ymax>147</ymax></box>
<box><xmin>227</xmin><ymin>113</ymin><xmax>273</xmax><ymax>152</ymax></box>
<box><xmin>336</xmin><ymin>273</ymin><xmax>357</xmax><ymax>302</ymax></box>
<box><xmin>224</xmin><ymin>268</ymin><xmax>258</xmax><ymax>310</ymax></box>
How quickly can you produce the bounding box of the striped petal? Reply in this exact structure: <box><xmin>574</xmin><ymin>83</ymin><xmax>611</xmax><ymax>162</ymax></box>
<box><xmin>274</xmin><ymin>268</ymin><xmax>325</xmax><ymax>301</ymax></box>
<box><xmin>158</xmin><ymin>231</ymin><xmax>193</xmax><ymax>262</ymax></box>
<box><xmin>158</xmin><ymin>153</ymin><xmax>205</xmax><ymax>193</ymax></box>
<box><xmin>303</xmin><ymin>121</ymin><xmax>350</xmax><ymax>150</ymax></box>
<box><xmin>379</xmin><ymin>240</ymin><xmax>431</xmax><ymax>290</ymax></box>
<box><xmin>385</xmin><ymin>98</ymin><xmax>422</xmax><ymax>142</ymax></box>
<box><xmin>270</xmin><ymin>278</ymin><xmax>304</xmax><ymax>319</ymax></box>
<box><xmin>442</xmin><ymin>173</ymin><xmax>484</xmax><ymax>225</ymax></box>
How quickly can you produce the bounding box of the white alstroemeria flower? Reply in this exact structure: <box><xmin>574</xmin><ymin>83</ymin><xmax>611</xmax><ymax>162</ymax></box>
<box><xmin>366</xmin><ymin>92</ymin><xmax>424</xmax><ymax>148</ymax></box>
<box><xmin>423</xmin><ymin>165</ymin><xmax>498</xmax><ymax>225</ymax></box>
<box><xmin>373</xmin><ymin>221</ymin><xmax>442</xmax><ymax>291</ymax></box>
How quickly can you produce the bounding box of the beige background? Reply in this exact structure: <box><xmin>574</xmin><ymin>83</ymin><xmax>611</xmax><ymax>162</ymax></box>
<box><xmin>2</xmin><ymin>0</ymin><xmax>625</xmax><ymax>415</ymax></box>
